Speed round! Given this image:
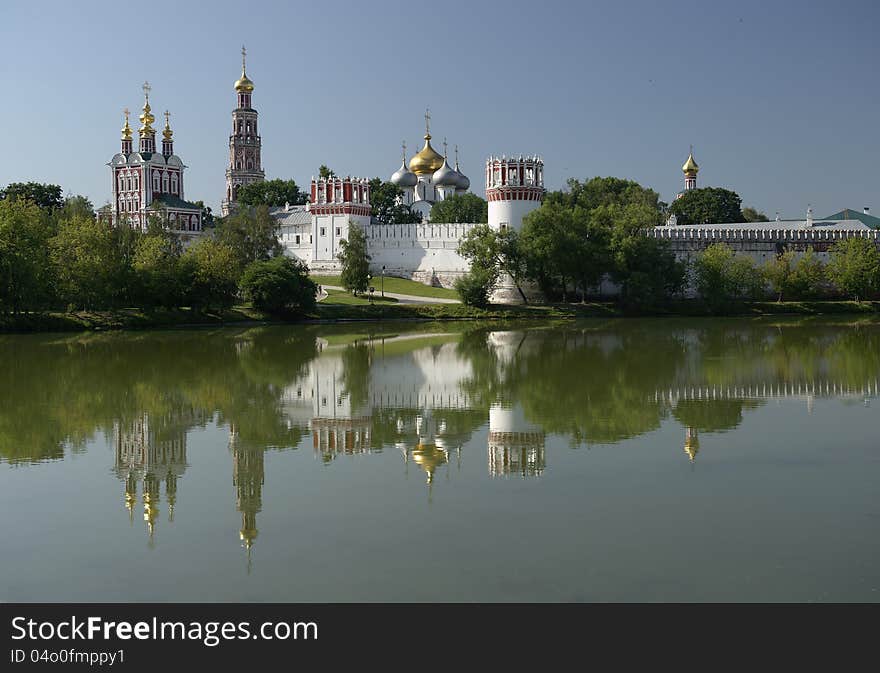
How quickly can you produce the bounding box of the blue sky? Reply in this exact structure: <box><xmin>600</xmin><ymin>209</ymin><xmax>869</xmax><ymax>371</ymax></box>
<box><xmin>2</xmin><ymin>0</ymin><xmax>878</xmax><ymax>217</ymax></box>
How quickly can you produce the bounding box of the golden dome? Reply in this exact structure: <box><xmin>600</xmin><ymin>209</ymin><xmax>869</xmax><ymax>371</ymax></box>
<box><xmin>409</xmin><ymin>134</ymin><xmax>445</xmax><ymax>175</ymax></box>
<box><xmin>121</xmin><ymin>108</ymin><xmax>133</xmax><ymax>141</ymax></box>
<box><xmin>139</xmin><ymin>101</ymin><xmax>155</xmax><ymax>134</ymax></box>
<box><xmin>235</xmin><ymin>71</ymin><xmax>254</xmax><ymax>93</ymax></box>
<box><xmin>682</xmin><ymin>151</ymin><xmax>699</xmax><ymax>174</ymax></box>
<box><xmin>162</xmin><ymin>110</ymin><xmax>173</xmax><ymax>141</ymax></box>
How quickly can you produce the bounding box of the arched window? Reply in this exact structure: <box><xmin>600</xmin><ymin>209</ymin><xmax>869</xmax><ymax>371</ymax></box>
<box><xmin>153</xmin><ymin>170</ymin><xmax>160</xmax><ymax>192</ymax></box>
<box><xmin>171</xmin><ymin>173</ymin><xmax>178</xmax><ymax>194</ymax></box>
<box><xmin>162</xmin><ymin>172</ymin><xmax>169</xmax><ymax>193</ymax></box>
<box><xmin>247</xmin><ymin>160</ymin><xmax>253</xmax><ymax>170</ymax></box>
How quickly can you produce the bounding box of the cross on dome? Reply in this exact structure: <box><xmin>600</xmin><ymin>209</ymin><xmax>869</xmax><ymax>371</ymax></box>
<box><xmin>142</xmin><ymin>81</ymin><xmax>151</xmax><ymax>101</ymax></box>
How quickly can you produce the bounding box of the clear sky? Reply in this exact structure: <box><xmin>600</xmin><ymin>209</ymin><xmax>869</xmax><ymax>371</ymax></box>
<box><xmin>2</xmin><ymin>0</ymin><xmax>878</xmax><ymax>218</ymax></box>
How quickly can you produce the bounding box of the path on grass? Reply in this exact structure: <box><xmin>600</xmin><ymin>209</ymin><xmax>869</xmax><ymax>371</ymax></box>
<box><xmin>317</xmin><ymin>284</ymin><xmax>460</xmax><ymax>305</ymax></box>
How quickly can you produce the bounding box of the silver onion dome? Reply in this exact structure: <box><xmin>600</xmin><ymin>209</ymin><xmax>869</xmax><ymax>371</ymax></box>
<box><xmin>432</xmin><ymin>158</ymin><xmax>461</xmax><ymax>187</ymax></box>
<box><xmin>456</xmin><ymin>171</ymin><xmax>470</xmax><ymax>191</ymax></box>
<box><xmin>391</xmin><ymin>160</ymin><xmax>417</xmax><ymax>188</ymax></box>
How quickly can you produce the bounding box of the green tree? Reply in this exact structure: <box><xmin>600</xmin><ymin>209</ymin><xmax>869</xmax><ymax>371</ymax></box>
<box><xmin>56</xmin><ymin>195</ymin><xmax>95</xmax><ymax>222</ymax></box>
<box><xmin>0</xmin><ymin>182</ymin><xmax>64</xmax><ymax>211</ymax></box>
<box><xmin>368</xmin><ymin>178</ymin><xmax>421</xmax><ymax>224</ymax></box>
<box><xmin>240</xmin><ymin>256</ymin><xmax>317</xmax><ymax>315</ymax></box>
<box><xmin>132</xmin><ymin>231</ymin><xmax>184</xmax><ymax>307</ymax></box>
<box><xmin>216</xmin><ymin>204</ymin><xmax>281</xmax><ymax>272</ymax></box>
<box><xmin>742</xmin><ymin>206</ymin><xmax>769</xmax><ymax>223</ymax></box>
<box><xmin>694</xmin><ymin>243</ymin><xmax>765</xmax><ymax>308</ymax></box>
<box><xmin>318</xmin><ymin>165</ymin><xmax>336</xmax><ymax>180</ymax></box>
<box><xmin>826</xmin><ymin>237</ymin><xmax>880</xmax><ymax>302</ymax></box>
<box><xmin>454</xmin><ymin>266</ymin><xmax>496</xmax><ymax>307</ymax></box>
<box><xmin>789</xmin><ymin>247</ymin><xmax>826</xmax><ymax>299</ymax></box>
<box><xmin>192</xmin><ymin>200</ymin><xmax>214</xmax><ymax>228</ymax></box>
<box><xmin>668</xmin><ymin>187</ymin><xmax>744</xmax><ymax>225</ymax></box>
<box><xmin>338</xmin><ymin>223</ymin><xmax>371</xmax><ymax>295</ymax></box>
<box><xmin>763</xmin><ymin>251</ymin><xmax>797</xmax><ymax>302</ymax></box>
<box><xmin>0</xmin><ymin>198</ymin><xmax>53</xmax><ymax>314</ymax></box>
<box><xmin>429</xmin><ymin>193</ymin><xmax>488</xmax><ymax>223</ymax></box>
<box><xmin>50</xmin><ymin>215</ymin><xmax>121</xmax><ymax>309</ymax></box>
<box><xmin>237</xmin><ymin>179</ymin><xmax>308</xmax><ymax>207</ymax></box>
<box><xmin>181</xmin><ymin>239</ymin><xmax>240</xmax><ymax>311</ymax></box>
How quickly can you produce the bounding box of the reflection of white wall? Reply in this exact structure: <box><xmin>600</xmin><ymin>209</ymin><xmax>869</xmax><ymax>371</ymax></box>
<box><xmin>489</xmin><ymin>403</ymin><xmax>541</xmax><ymax>435</ymax></box>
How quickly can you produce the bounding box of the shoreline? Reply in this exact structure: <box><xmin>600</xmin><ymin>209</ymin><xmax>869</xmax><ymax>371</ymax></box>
<box><xmin>3</xmin><ymin>300</ymin><xmax>880</xmax><ymax>334</ymax></box>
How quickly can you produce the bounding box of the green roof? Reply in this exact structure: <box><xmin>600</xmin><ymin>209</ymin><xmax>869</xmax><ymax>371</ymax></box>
<box><xmin>153</xmin><ymin>194</ymin><xmax>202</xmax><ymax>212</ymax></box>
<box><xmin>824</xmin><ymin>208</ymin><xmax>880</xmax><ymax>229</ymax></box>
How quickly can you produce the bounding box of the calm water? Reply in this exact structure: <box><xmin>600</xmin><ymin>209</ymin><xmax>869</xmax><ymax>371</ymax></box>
<box><xmin>1</xmin><ymin>318</ymin><xmax>879</xmax><ymax>602</ymax></box>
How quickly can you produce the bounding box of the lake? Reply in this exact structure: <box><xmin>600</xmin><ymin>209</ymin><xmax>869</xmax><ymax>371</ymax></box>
<box><xmin>1</xmin><ymin>318</ymin><xmax>879</xmax><ymax>602</ymax></box>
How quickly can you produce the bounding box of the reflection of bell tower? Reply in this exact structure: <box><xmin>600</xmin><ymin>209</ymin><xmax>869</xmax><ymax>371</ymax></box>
<box><xmin>114</xmin><ymin>413</ymin><xmax>188</xmax><ymax>544</ymax></box>
<box><xmin>230</xmin><ymin>424</ymin><xmax>264</xmax><ymax>553</ymax></box>
<box><xmin>684</xmin><ymin>427</ymin><xmax>700</xmax><ymax>462</ymax></box>
<box><xmin>487</xmin><ymin>403</ymin><xmax>545</xmax><ymax>478</ymax></box>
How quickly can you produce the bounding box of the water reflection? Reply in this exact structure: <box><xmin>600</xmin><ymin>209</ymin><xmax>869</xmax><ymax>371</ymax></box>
<box><xmin>2</xmin><ymin>319</ymin><xmax>879</xmax><ymax>554</ymax></box>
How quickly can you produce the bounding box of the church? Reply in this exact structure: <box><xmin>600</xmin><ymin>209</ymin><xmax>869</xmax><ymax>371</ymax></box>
<box><xmin>108</xmin><ymin>83</ymin><xmax>203</xmax><ymax>240</ymax></box>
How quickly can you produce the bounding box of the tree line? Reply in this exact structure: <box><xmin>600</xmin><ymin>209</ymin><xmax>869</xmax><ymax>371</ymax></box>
<box><xmin>0</xmin><ymin>183</ymin><xmax>316</xmax><ymax>317</ymax></box>
<box><xmin>454</xmin><ymin>178</ymin><xmax>880</xmax><ymax>308</ymax></box>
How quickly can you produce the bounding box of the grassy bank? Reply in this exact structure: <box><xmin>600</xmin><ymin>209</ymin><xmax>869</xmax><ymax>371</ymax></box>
<box><xmin>310</xmin><ymin>274</ymin><xmax>459</xmax><ymax>300</ymax></box>
<box><xmin>4</xmin><ymin>299</ymin><xmax>880</xmax><ymax>333</ymax></box>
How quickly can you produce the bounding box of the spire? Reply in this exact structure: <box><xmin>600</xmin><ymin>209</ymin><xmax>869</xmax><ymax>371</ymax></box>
<box><xmin>402</xmin><ymin>139</ymin><xmax>407</xmax><ymax>163</ymax></box>
<box><xmin>234</xmin><ymin>45</ymin><xmax>255</xmax><ymax>93</ymax></box>
<box><xmin>139</xmin><ymin>81</ymin><xmax>155</xmax><ymax>134</ymax></box>
<box><xmin>121</xmin><ymin>108</ymin><xmax>132</xmax><ymax>140</ymax></box>
<box><xmin>424</xmin><ymin>107</ymin><xmax>431</xmax><ymax>139</ymax></box>
<box><xmin>162</xmin><ymin>110</ymin><xmax>173</xmax><ymax>141</ymax></box>
<box><xmin>454</xmin><ymin>144</ymin><xmax>460</xmax><ymax>170</ymax></box>
<box><xmin>443</xmin><ymin>137</ymin><xmax>448</xmax><ymax>158</ymax></box>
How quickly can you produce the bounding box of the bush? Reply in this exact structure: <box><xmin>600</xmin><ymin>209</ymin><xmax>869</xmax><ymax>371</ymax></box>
<box><xmin>826</xmin><ymin>238</ymin><xmax>880</xmax><ymax>302</ymax></box>
<box><xmin>694</xmin><ymin>243</ymin><xmax>765</xmax><ymax>308</ymax></box>
<box><xmin>181</xmin><ymin>239</ymin><xmax>240</xmax><ymax>311</ymax></box>
<box><xmin>240</xmin><ymin>256</ymin><xmax>317</xmax><ymax>315</ymax></box>
<box><xmin>454</xmin><ymin>267</ymin><xmax>496</xmax><ymax>307</ymax></box>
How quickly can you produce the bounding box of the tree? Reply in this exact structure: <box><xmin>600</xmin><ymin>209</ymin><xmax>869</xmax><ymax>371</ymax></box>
<box><xmin>457</xmin><ymin>224</ymin><xmax>503</xmax><ymax>300</ymax></box>
<box><xmin>237</xmin><ymin>179</ymin><xmax>308</xmax><ymax>207</ymax></box>
<box><xmin>742</xmin><ymin>206</ymin><xmax>769</xmax><ymax>223</ymax></box>
<box><xmin>338</xmin><ymin>223</ymin><xmax>371</xmax><ymax>295</ymax></box>
<box><xmin>0</xmin><ymin>182</ymin><xmax>64</xmax><ymax>211</ymax></box>
<box><xmin>57</xmin><ymin>195</ymin><xmax>95</xmax><ymax>222</ymax></box>
<box><xmin>318</xmin><ymin>165</ymin><xmax>336</xmax><ymax>180</ymax></box>
<box><xmin>668</xmin><ymin>187</ymin><xmax>744</xmax><ymax>225</ymax></box>
<box><xmin>694</xmin><ymin>243</ymin><xmax>764</xmax><ymax>308</ymax></box>
<box><xmin>240</xmin><ymin>256</ymin><xmax>317</xmax><ymax>315</ymax></box>
<box><xmin>0</xmin><ymin>198</ymin><xmax>52</xmax><ymax>314</ymax></box>
<box><xmin>789</xmin><ymin>247</ymin><xmax>826</xmax><ymax>299</ymax></box>
<box><xmin>181</xmin><ymin>240</ymin><xmax>240</xmax><ymax>311</ymax></box>
<box><xmin>192</xmin><ymin>200</ymin><xmax>214</xmax><ymax>228</ymax></box>
<box><xmin>216</xmin><ymin>204</ymin><xmax>281</xmax><ymax>272</ymax></box>
<box><xmin>50</xmin><ymin>215</ymin><xmax>121</xmax><ymax>309</ymax></box>
<box><xmin>429</xmin><ymin>193</ymin><xmax>488</xmax><ymax>223</ymax></box>
<box><xmin>454</xmin><ymin>266</ymin><xmax>496</xmax><ymax>307</ymax></box>
<box><xmin>763</xmin><ymin>251</ymin><xmax>797</xmax><ymax>302</ymax></box>
<box><xmin>132</xmin><ymin>231</ymin><xmax>185</xmax><ymax>308</ymax></box>
<box><xmin>368</xmin><ymin>178</ymin><xmax>421</xmax><ymax>224</ymax></box>
<box><xmin>826</xmin><ymin>237</ymin><xmax>880</xmax><ymax>302</ymax></box>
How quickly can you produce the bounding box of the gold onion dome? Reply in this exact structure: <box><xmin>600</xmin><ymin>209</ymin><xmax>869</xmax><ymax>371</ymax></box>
<box><xmin>121</xmin><ymin>109</ymin><xmax>133</xmax><ymax>140</ymax></box>
<box><xmin>409</xmin><ymin>134</ymin><xmax>445</xmax><ymax>175</ymax></box>
<box><xmin>682</xmin><ymin>152</ymin><xmax>699</xmax><ymax>174</ymax></box>
<box><xmin>162</xmin><ymin>111</ymin><xmax>173</xmax><ymax>141</ymax></box>
<box><xmin>235</xmin><ymin>71</ymin><xmax>254</xmax><ymax>92</ymax></box>
<box><xmin>139</xmin><ymin>101</ymin><xmax>155</xmax><ymax>134</ymax></box>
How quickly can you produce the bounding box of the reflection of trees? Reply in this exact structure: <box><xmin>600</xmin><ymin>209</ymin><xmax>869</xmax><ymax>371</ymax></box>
<box><xmin>0</xmin><ymin>327</ymin><xmax>319</xmax><ymax>463</ymax></box>
<box><xmin>672</xmin><ymin>399</ymin><xmax>764</xmax><ymax>433</ymax></box>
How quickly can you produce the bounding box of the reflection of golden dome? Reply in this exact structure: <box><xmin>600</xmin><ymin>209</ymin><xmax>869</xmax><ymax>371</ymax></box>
<box><xmin>684</xmin><ymin>428</ymin><xmax>699</xmax><ymax>462</ymax></box>
<box><xmin>235</xmin><ymin>72</ymin><xmax>254</xmax><ymax>93</ymax></box>
<box><xmin>409</xmin><ymin>135</ymin><xmax>445</xmax><ymax>175</ymax></box>
<box><xmin>412</xmin><ymin>443</ymin><xmax>447</xmax><ymax>484</ymax></box>
<box><xmin>682</xmin><ymin>151</ymin><xmax>699</xmax><ymax>174</ymax></box>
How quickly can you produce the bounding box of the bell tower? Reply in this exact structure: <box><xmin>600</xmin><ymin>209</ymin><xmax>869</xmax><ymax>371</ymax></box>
<box><xmin>222</xmin><ymin>46</ymin><xmax>265</xmax><ymax>216</ymax></box>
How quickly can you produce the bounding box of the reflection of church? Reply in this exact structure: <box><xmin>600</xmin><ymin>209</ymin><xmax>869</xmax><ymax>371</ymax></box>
<box><xmin>114</xmin><ymin>413</ymin><xmax>189</xmax><ymax>543</ymax></box>
<box><xmin>229</xmin><ymin>424</ymin><xmax>263</xmax><ymax>553</ymax></box>
<box><xmin>487</xmin><ymin>403</ymin><xmax>545</xmax><ymax>478</ymax></box>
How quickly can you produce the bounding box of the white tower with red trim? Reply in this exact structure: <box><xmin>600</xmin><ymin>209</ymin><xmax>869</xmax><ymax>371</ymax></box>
<box><xmin>486</xmin><ymin>155</ymin><xmax>545</xmax><ymax>232</ymax></box>
<box><xmin>308</xmin><ymin>175</ymin><xmax>372</xmax><ymax>271</ymax></box>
